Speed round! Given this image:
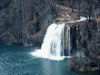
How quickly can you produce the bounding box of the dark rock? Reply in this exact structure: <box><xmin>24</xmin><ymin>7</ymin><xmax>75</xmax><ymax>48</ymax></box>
<box><xmin>0</xmin><ymin>0</ymin><xmax>54</xmax><ymax>46</ymax></box>
<box><xmin>67</xmin><ymin>20</ymin><xmax>100</xmax><ymax>72</ymax></box>
<box><xmin>67</xmin><ymin>57</ymin><xmax>100</xmax><ymax>72</ymax></box>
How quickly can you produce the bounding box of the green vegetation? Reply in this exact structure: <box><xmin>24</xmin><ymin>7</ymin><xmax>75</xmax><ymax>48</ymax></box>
<box><xmin>13</xmin><ymin>0</ymin><xmax>18</xmax><ymax>9</ymax></box>
<box><xmin>78</xmin><ymin>54</ymin><xmax>82</xmax><ymax>62</ymax></box>
<box><xmin>13</xmin><ymin>4</ymin><xmax>17</xmax><ymax>9</ymax></box>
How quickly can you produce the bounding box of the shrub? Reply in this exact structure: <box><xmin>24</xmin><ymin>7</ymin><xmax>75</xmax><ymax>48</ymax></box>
<box><xmin>78</xmin><ymin>54</ymin><xmax>82</xmax><ymax>62</ymax></box>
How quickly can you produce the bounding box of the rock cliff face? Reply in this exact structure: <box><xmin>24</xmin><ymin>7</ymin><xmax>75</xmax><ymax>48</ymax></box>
<box><xmin>0</xmin><ymin>0</ymin><xmax>100</xmax><ymax>46</ymax></box>
<box><xmin>0</xmin><ymin>0</ymin><xmax>56</xmax><ymax>46</ymax></box>
<box><xmin>67</xmin><ymin>20</ymin><xmax>100</xmax><ymax>72</ymax></box>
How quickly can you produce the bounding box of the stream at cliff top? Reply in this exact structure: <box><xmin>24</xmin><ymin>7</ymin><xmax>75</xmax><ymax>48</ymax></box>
<box><xmin>0</xmin><ymin>42</ymin><xmax>99</xmax><ymax>75</ymax></box>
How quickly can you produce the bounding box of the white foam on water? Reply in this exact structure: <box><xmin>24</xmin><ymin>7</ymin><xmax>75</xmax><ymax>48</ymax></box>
<box><xmin>31</xmin><ymin>23</ymin><xmax>65</xmax><ymax>60</ymax></box>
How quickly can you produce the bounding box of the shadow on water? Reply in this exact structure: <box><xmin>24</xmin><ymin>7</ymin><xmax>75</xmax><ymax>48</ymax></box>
<box><xmin>0</xmin><ymin>42</ymin><xmax>100</xmax><ymax>75</ymax></box>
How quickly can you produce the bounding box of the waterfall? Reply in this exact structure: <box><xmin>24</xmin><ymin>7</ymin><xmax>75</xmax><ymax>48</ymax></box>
<box><xmin>31</xmin><ymin>23</ymin><xmax>65</xmax><ymax>60</ymax></box>
<box><xmin>62</xmin><ymin>24</ymin><xmax>65</xmax><ymax>56</ymax></box>
<box><xmin>68</xmin><ymin>26</ymin><xmax>71</xmax><ymax>56</ymax></box>
<box><xmin>76</xmin><ymin>27</ymin><xmax>79</xmax><ymax>51</ymax></box>
<box><xmin>76</xmin><ymin>27</ymin><xmax>85</xmax><ymax>57</ymax></box>
<box><xmin>66</xmin><ymin>25</ymin><xmax>71</xmax><ymax>57</ymax></box>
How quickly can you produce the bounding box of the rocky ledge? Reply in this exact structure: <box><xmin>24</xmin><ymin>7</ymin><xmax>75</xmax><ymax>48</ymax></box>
<box><xmin>68</xmin><ymin>57</ymin><xmax>100</xmax><ymax>72</ymax></box>
<box><xmin>66</xmin><ymin>19</ymin><xmax>100</xmax><ymax>72</ymax></box>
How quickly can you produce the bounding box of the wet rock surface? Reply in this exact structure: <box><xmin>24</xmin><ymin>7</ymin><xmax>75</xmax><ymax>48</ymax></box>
<box><xmin>68</xmin><ymin>57</ymin><xmax>100</xmax><ymax>72</ymax></box>
<box><xmin>67</xmin><ymin>20</ymin><xmax>100</xmax><ymax>72</ymax></box>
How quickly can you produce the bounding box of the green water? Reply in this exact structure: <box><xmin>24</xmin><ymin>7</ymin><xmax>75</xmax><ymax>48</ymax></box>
<box><xmin>0</xmin><ymin>42</ymin><xmax>99</xmax><ymax>75</ymax></box>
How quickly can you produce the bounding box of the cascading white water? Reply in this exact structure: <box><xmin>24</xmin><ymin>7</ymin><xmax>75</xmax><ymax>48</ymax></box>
<box><xmin>66</xmin><ymin>25</ymin><xmax>71</xmax><ymax>57</ymax></box>
<box><xmin>76</xmin><ymin>27</ymin><xmax>85</xmax><ymax>57</ymax></box>
<box><xmin>68</xmin><ymin>26</ymin><xmax>71</xmax><ymax>56</ymax></box>
<box><xmin>62</xmin><ymin>24</ymin><xmax>65</xmax><ymax>56</ymax></box>
<box><xmin>76</xmin><ymin>27</ymin><xmax>79</xmax><ymax>51</ymax></box>
<box><xmin>31</xmin><ymin>23</ymin><xmax>65</xmax><ymax>60</ymax></box>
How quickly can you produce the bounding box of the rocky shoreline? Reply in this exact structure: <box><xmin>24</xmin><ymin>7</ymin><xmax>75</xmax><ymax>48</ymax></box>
<box><xmin>66</xmin><ymin>19</ymin><xmax>100</xmax><ymax>72</ymax></box>
<box><xmin>67</xmin><ymin>57</ymin><xmax>100</xmax><ymax>72</ymax></box>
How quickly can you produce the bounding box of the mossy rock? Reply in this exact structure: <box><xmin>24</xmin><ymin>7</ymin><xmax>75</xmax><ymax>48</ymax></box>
<box><xmin>91</xmin><ymin>67</ymin><xmax>99</xmax><ymax>71</ymax></box>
